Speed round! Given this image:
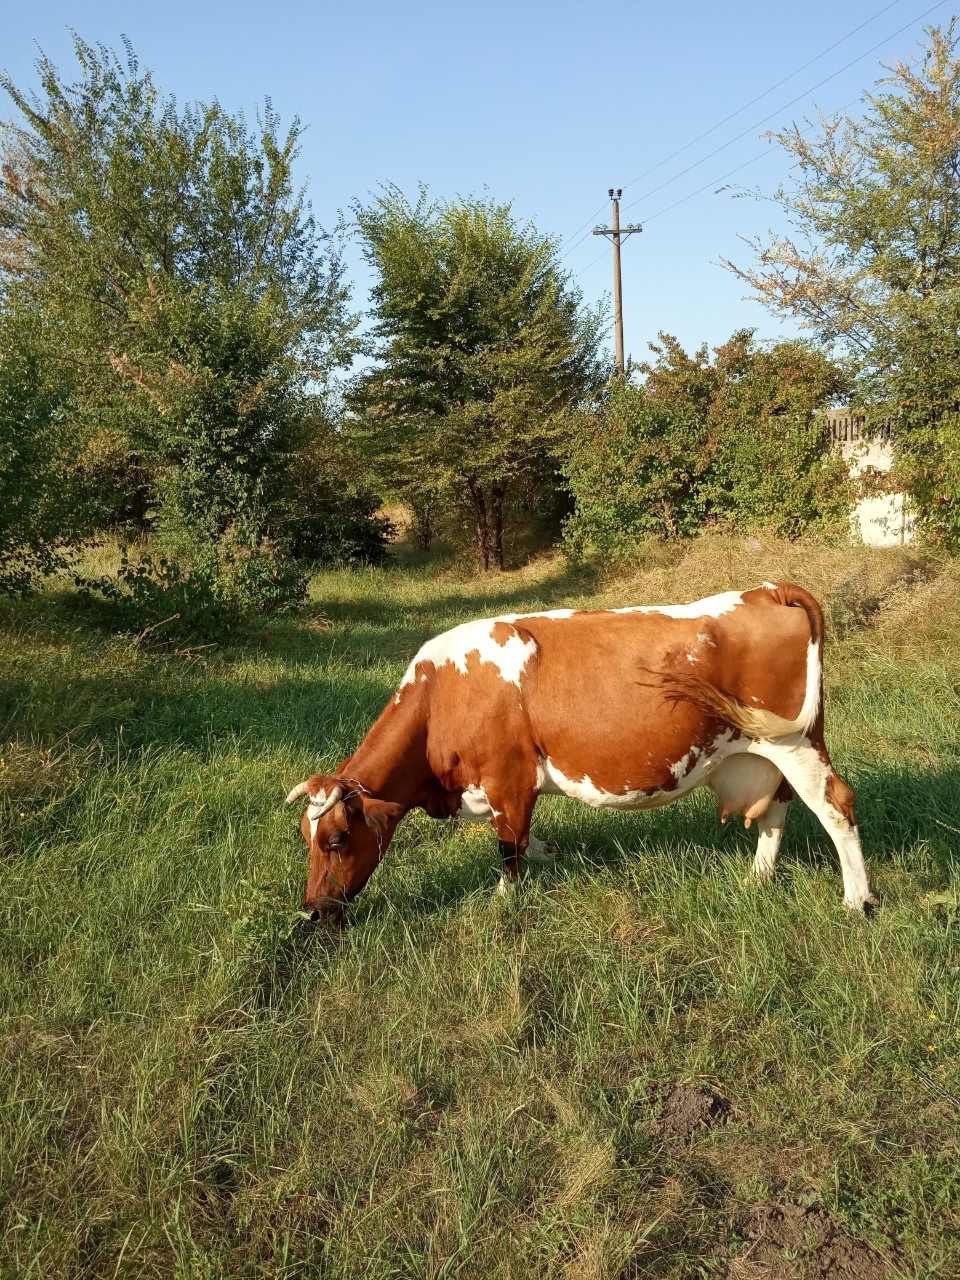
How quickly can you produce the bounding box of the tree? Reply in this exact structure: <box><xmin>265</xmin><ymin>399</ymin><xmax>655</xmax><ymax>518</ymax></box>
<box><xmin>0</xmin><ymin>36</ymin><xmax>359</xmax><ymax>568</ymax></box>
<box><xmin>0</xmin><ymin>309</ymin><xmax>81</xmax><ymax>592</ymax></box>
<box><xmin>351</xmin><ymin>188</ymin><xmax>605</xmax><ymax>570</ymax></box>
<box><xmin>726</xmin><ymin>22</ymin><xmax>960</xmax><ymax>546</ymax></box>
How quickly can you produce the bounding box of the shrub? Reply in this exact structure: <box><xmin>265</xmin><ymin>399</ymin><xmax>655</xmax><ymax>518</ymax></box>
<box><xmin>561</xmin><ymin>387</ymin><xmax>711</xmax><ymax>556</ymax></box>
<box><xmin>76</xmin><ymin>543</ymin><xmax>305</xmax><ymax>644</ymax></box>
<box><xmin>0</xmin><ymin>314</ymin><xmax>88</xmax><ymax>593</ymax></box>
<box><xmin>286</xmin><ymin>482</ymin><xmax>394</xmax><ymax>567</ymax></box>
<box><xmin>560</xmin><ymin>332</ymin><xmax>850</xmax><ymax>560</ymax></box>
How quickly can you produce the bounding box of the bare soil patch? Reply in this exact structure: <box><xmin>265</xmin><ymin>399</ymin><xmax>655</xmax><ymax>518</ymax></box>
<box><xmin>729</xmin><ymin>1199</ymin><xmax>893</xmax><ymax>1279</ymax></box>
<box><xmin>645</xmin><ymin>1081</ymin><xmax>731</xmax><ymax>1144</ymax></box>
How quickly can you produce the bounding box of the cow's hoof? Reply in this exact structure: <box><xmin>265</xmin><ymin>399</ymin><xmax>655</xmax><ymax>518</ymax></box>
<box><xmin>844</xmin><ymin>892</ymin><xmax>879</xmax><ymax>916</ymax></box>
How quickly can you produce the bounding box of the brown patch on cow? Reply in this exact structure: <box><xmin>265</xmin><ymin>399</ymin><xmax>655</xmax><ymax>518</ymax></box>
<box><xmin>826</xmin><ymin>774</ymin><xmax>857</xmax><ymax>826</ymax></box>
<box><xmin>489</xmin><ymin>620</ymin><xmax>515</xmax><ymax>647</ymax></box>
<box><xmin>644</xmin><ymin>1081</ymin><xmax>731</xmax><ymax>1144</ymax></box>
<box><xmin>729</xmin><ymin>1199</ymin><xmax>893</xmax><ymax>1279</ymax></box>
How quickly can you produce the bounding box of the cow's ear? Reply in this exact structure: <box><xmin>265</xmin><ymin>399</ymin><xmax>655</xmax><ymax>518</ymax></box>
<box><xmin>359</xmin><ymin>796</ymin><xmax>405</xmax><ymax>835</ymax></box>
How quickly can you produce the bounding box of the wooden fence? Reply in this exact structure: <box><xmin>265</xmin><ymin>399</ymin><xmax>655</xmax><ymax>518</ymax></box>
<box><xmin>822</xmin><ymin>408</ymin><xmax>894</xmax><ymax>443</ymax></box>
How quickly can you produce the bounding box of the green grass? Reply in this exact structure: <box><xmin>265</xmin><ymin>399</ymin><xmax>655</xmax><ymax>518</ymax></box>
<box><xmin>2</xmin><ymin>536</ymin><xmax>959</xmax><ymax>1278</ymax></box>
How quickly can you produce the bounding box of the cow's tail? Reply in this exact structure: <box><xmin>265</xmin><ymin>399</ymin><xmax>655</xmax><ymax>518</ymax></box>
<box><xmin>657</xmin><ymin>581</ymin><xmax>824</xmax><ymax>741</ymax></box>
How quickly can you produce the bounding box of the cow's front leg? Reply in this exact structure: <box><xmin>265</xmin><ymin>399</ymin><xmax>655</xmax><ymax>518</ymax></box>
<box><xmin>489</xmin><ymin>787</ymin><xmax>537</xmax><ymax>895</ymax></box>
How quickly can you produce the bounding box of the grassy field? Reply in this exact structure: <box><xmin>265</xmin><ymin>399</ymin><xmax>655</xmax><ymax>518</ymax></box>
<box><xmin>2</xmin><ymin>534</ymin><xmax>959</xmax><ymax>1279</ymax></box>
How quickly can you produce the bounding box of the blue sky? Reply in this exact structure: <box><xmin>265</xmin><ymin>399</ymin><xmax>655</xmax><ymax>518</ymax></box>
<box><xmin>2</xmin><ymin>0</ymin><xmax>950</xmax><ymax>366</ymax></box>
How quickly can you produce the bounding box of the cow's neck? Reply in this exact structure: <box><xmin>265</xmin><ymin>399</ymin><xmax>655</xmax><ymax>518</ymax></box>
<box><xmin>341</xmin><ymin>686</ymin><xmax>430</xmax><ymax>807</ymax></box>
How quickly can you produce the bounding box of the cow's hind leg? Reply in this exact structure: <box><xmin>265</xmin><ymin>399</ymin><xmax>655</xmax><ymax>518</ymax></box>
<box><xmin>752</xmin><ymin>793</ymin><xmax>789</xmax><ymax>882</ymax></box>
<box><xmin>746</xmin><ymin>736</ymin><xmax>876</xmax><ymax>911</ymax></box>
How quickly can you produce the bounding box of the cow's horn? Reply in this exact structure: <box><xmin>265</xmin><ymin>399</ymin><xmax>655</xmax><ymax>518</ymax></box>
<box><xmin>285</xmin><ymin>781</ymin><xmax>311</xmax><ymax>805</ymax></box>
<box><xmin>307</xmin><ymin>785</ymin><xmax>343</xmax><ymax>818</ymax></box>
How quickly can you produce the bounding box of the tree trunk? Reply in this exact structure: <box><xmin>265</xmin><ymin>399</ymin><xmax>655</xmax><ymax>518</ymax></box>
<box><xmin>411</xmin><ymin>501</ymin><xmax>433</xmax><ymax>551</ymax></box>
<box><xmin>491</xmin><ymin>481</ymin><xmax>506</xmax><ymax>571</ymax></box>
<box><xmin>467</xmin><ymin>479</ymin><xmax>491</xmax><ymax>571</ymax></box>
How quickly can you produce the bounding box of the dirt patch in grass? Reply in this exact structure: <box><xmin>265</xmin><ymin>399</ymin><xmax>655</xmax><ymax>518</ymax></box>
<box><xmin>729</xmin><ymin>1199</ymin><xmax>893</xmax><ymax>1279</ymax></box>
<box><xmin>645</xmin><ymin>1081</ymin><xmax>731</xmax><ymax>1144</ymax></box>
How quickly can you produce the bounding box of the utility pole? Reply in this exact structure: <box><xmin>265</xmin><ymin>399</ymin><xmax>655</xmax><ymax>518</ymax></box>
<box><xmin>593</xmin><ymin>189</ymin><xmax>642</xmax><ymax>375</ymax></box>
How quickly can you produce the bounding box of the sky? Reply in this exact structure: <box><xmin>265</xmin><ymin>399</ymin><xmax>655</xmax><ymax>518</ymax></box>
<box><xmin>2</xmin><ymin>0</ymin><xmax>951</xmax><ymax>366</ymax></box>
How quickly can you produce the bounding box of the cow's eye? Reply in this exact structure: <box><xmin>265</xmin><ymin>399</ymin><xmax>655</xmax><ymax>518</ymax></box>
<box><xmin>327</xmin><ymin>833</ymin><xmax>347</xmax><ymax>851</ymax></box>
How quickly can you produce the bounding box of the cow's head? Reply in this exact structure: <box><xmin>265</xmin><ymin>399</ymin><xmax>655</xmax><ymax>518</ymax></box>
<box><xmin>286</xmin><ymin>774</ymin><xmax>405</xmax><ymax>919</ymax></box>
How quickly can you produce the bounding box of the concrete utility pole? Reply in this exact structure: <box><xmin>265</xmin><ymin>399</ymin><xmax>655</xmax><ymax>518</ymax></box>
<box><xmin>593</xmin><ymin>189</ymin><xmax>642</xmax><ymax>374</ymax></box>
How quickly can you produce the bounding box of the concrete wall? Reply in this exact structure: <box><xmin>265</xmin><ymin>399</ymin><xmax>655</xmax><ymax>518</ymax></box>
<box><xmin>825</xmin><ymin>412</ymin><xmax>914</xmax><ymax>547</ymax></box>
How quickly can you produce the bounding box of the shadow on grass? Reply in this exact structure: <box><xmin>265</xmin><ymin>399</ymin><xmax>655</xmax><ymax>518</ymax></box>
<box><xmin>343</xmin><ymin>765</ymin><xmax>960</xmax><ymax>924</ymax></box>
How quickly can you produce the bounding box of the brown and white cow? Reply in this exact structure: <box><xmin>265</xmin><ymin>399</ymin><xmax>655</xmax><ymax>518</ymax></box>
<box><xmin>286</xmin><ymin>582</ymin><xmax>876</xmax><ymax>917</ymax></box>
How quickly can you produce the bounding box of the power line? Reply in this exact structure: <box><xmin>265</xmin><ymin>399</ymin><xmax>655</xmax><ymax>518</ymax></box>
<box><xmin>618</xmin><ymin>0</ymin><xmax>904</xmax><ymax>195</ymax></box>
<box><xmin>620</xmin><ymin>0</ymin><xmax>949</xmax><ymax>217</ymax></box>
<box><xmin>560</xmin><ymin>0</ymin><xmax>945</xmax><ymax>263</ymax></box>
<box><xmin>558</xmin><ymin>0</ymin><xmax>907</xmax><ymax>262</ymax></box>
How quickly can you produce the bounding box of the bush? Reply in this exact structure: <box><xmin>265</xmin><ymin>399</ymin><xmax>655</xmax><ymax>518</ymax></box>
<box><xmin>77</xmin><ymin>543</ymin><xmax>305</xmax><ymax>644</ymax></box>
<box><xmin>561</xmin><ymin>389</ymin><xmax>711</xmax><ymax>556</ymax></box>
<box><xmin>0</xmin><ymin>314</ymin><xmax>86</xmax><ymax>593</ymax></box>
<box><xmin>286</xmin><ymin>484</ymin><xmax>394</xmax><ymax>567</ymax></box>
<box><xmin>560</xmin><ymin>332</ymin><xmax>850</xmax><ymax>560</ymax></box>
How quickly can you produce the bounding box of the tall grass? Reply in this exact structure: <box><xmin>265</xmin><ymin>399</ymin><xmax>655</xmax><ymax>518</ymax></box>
<box><xmin>1</xmin><ymin>535</ymin><xmax>958</xmax><ymax>1277</ymax></box>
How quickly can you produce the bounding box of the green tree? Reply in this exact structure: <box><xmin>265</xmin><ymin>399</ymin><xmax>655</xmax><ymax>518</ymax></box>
<box><xmin>0</xmin><ymin>36</ymin><xmax>358</xmax><ymax>571</ymax></box>
<box><xmin>0</xmin><ymin>309</ymin><xmax>81</xmax><ymax>592</ymax></box>
<box><xmin>726</xmin><ymin>22</ymin><xmax>960</xmax><ymax>546</ymax></box>
<box><xmin>351</xmin><ymin>188</ymin><xmax>605</xmax><ymax>570</ymax></box>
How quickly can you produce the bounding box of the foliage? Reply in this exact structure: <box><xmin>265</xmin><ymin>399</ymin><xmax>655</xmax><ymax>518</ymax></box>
<box><xmin>0</xmin><ymin>36</ymin><xmax>366</xmax><ymax>602</ymax></box>
<box><xmin>562</xmin><ymin>383</ymin><xmax>711</xmax><ymax>553</ymax></box>
<box><xmin>76</xmin><ymin>542</ymin><xmax>306</xmax><ymax>644</ymax></box>
<box><xmin>0</xmin><ymin>310</ymin><xmax>87</xmax><ymax>593</ymax></box>
<box><xmin>351</xmin><ymin>187</ymin><xmax>605</xmax><ymax>569</ymax></box>
<box><xmin>561</xmin><ymin>331</ymin><xmax>849</xmax><ymax>557</ymax></box>
<box><xmin>284</xmin><ymin>416</ymin><xmax>395</xmax><ymax>566</ymax></box>
<box><xmin>726</xmin><ymin>22</ymin><xmax>960</xmax><ymax>547</ymax></box>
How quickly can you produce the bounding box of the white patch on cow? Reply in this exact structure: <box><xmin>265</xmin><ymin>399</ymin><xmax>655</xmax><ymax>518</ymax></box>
<box><xmin>762</xmin><ymin>580</ymin><xmax>777</xmax><ymax>590</ymax></box>
<box><xmin>670</xmin><ymin>745</ymin><xmax>702</xmax><ymax>780</ymax></box>
<box><xmin>612</xmin><ymin>590</ymin><xmax>745</xmax><ymax>620</ymax></box>
<box><xmin>459</xmin><ymin>784</ymin><xmax>501</xmax><ymax>821</ymax></box>
<box><xmin>397</xmin><ymin>619</ymin><xmax>537</xmax><ymax>695</ymax></box>
<box><xmin>540</xmin><ymin>733</ymin><xmax>735</xmax><ymax>811</ymax></box>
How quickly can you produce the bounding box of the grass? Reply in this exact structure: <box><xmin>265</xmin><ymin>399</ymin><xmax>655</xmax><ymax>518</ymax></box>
<box><xmin>1</xmin><ymin>533</ymin><xmax>959</xmax><ymax>1278</ymax></box>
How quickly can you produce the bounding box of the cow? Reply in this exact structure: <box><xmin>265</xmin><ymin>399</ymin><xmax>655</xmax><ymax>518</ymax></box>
<box><xmin>286</xmin><ymin>582</ymin><xmax>876</xmax><ymax>919</ymax></box>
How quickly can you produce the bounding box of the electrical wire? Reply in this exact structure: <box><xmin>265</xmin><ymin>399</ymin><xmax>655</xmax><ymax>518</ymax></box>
<box><xmin>619</xmin><ymin>0</ymin><xmax>949</xmax><ymax>216</ymax></box>
<box><xmin>560</xmin><ymin>0</ymin><xmax>946</xmax><ymax>262</ymax></box>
